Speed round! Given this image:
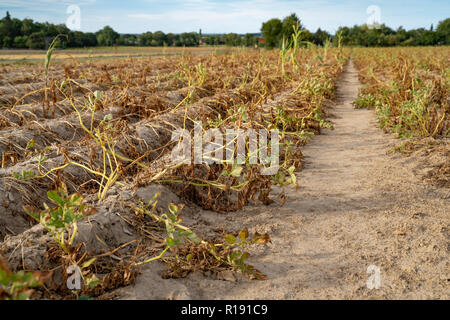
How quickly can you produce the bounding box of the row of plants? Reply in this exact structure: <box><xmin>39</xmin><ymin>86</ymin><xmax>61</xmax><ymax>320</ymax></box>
<box><xmin>1</xmin><ymin>34</ymin><xmax>349</xmax><ymax>298</ymax></box>
<box><xmin>353</xmin><ymin>47</ymin><xmax>449</xmax><ymax>139</ymax></box>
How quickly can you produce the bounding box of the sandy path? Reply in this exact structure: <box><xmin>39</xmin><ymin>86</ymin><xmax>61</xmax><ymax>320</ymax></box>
<box><xmin>119</xmin><ymin>60</ymin><xmax>449</xmax><ymax>300</ymax></box>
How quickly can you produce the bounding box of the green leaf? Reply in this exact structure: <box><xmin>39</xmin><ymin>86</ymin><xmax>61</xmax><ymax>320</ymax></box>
<box><xmin>37</xmin><ymin>155</ymin><xmax>48</xmax><ymax>165</ymax></box>
<box><xmin>16</xmin><ymin>292</ymin><xmax>30</xmax><ymax>300</ymax></box>
<box><xmin>186</xmin><ymin>232</ymin><xmax>200</xmax><ymax>244</ymax></box>
<box><xmin>21</xmin><ymin>272</ymin><xmax>34</xmax><ymax>283</ymax></box>
<box><xmin>26</xmin><ymin>139</ymin><xmax>35</xmax><ymax>150</ymax></box>
<box><xmin>165</xmin><ymin>221</ymin><xmax>175</xmax><ymax>237</ymax></box>
<box><xmin>239</xmin><ymin>252</ymin><xmax>250</xmax><ymax>265</ymax></box>
<box><xmin>230</xmin><ymin>251</ymin><xmax>241</xmax><ymax>263</ymax></box>
<box><xmin>12</xmin><ymin>170</ymin><xmax>36</xmax><ymax>181</ymax></box>
<box><xmin>45</xmin><ymin>48</ymin><xmax>53</xmax><ymax>76</ymax></box>
<box><xmin>166</xmin><ymin>237</ymin><xmax>180</xmax><ymax>248</ymax></box>
<box><xmin>94</xmin><ymin>90</ymin><xmax>103</xmax><ymax>100</ymax></box>
<box><xmin>225</xmin><ymin>235</ymin><xmax>237</xmax><ymax>245</ymax></box>
<box><xmin>69</xmin><ymin>194</ymin><xmax>82</xmax><ymax>207</ymax></box>
<box><xmin>0</xmin><ymin>270</ymin><xmax>9</xmax><ymax>286</ymax></box>
<box><xmin>47</xmin><ymin>191</ymin><xmax>64</xmax><ymax>207</ymax></box>
<box><xmin>149</xmin><ymin>192</ymin><xmax>161</xmax><ymax>206</ymax></box>
<box><xmin>23</xmin><ymin>170</ymin><xmax>36</xmax><ymax>180</ymax></box>
<box><xmin>287</xmin><ymin>167</ymin><xmax>297</xmax><ymax>187</ymax></box>
<box><xmin>168</xmin><ymin>203</ymin><xmax>179</xmax><ymax>215</ymax></box>
<box><xmin>85</xmin><ymin>274</ymin><xmax>101</xmax><ymax>289</ymax></box>
<box><xmin>103</xmin><ymin>114</ymin><xmax>112</xmax><ymax>122</ymax></box>
<box><xmin>231</xmin><ymin>166</ymin><xmax>243</xmax><ymax>177</ymax></box>
<box><xmin>81</xmin><ymin>258</ymin><xmax>96</xmax><ymax>269</ymax></box>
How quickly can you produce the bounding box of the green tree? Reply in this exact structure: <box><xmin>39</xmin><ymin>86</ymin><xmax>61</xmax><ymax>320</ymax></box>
<box><xmin>311</xmin><ymin>28</ymin><xmax>331</xmax><ymax>46</ymax></box>
<box><xmin>212</xmin><ymin>35</ymin><xmax>222</xmax><ymax>45</ymax></box>
<box><xmin>419</xmin><ymin>30</ymin><xmax>437</xmax><ymax>45</ymax></box>
<box><xmin>243</xmin><ymin>33</ymin><xmax>257</xmax><ymax>47</ymax></box>
<box><xmin>0</xmin><ymin>11</ymin><xmax>13</xmax><ymax>44</ymax></box>
<box><xmin>261</xmin><ymin>18</ymin><xmax>282</xmax><ymax>48</ymax></box>
<box><xmin>281</xmin><ymin>13</ymin><xmax>302</xmax><ymax>41</ymax></box>
<box><xmin>436</xmin><ymin>18</ymin><xmax>450</xmax><ymax>44</ymax></box>
<box><xmin>21</xmin><ymin>18</ymin><xmax>37</xmax><ymax>36</ymax></box>
<box><xmin>82</xmin><ymin>32</ymin><xmax>97</xmax><ymax>47</ymax></box>
<box><xmin>179</xmin><ymin>32</ymin><xmax>199</xmax><ymax>46</ymax></box>
<box><xmin>153</xmin><ymin>31</ymin><xmax>167</xmax><ymax>46</ymax></box>
<box><xmin>13</xmin><ymin>35</ymin><xmax>28</xmax><ymax>48</ymax></box>
<box><xmin>225</xmin><ymin>33</ymin><xmax>241</xmax><ymax>46</ymax></box>
<box><xmin>68</xmin><ymin>31</ymin><xmax>84</xmax><ymax>47</ymax></box>
<box><xmin>384</xmin><ymin>34</ymin><xmax>399</xmax><ymax>46</ymax></box>
<box><xmin>96</xmin><ymin>26</ymin><xmax>119</xmax><ymax>46</ymax></box>
<box><xmin>138</xmin><ymin>32</ymin><xmax>153</xmax><ymax>46</ymax></box>
<box><xmin>11</xmin><ymin>18</ymin><xmax>22</xmax><ymax>39</ymax></box>
<box><xmin>118</xmin><ymin>34</ymin><xmax>137</xmax><ymax>46</ymax></box>
<box><xmin>395</xmin><ymin>26</ymin><xmax>408</xmax><ymax>43</ymax></box>
<box><xmin>166</xmin><ymin>33</ymin><xmax>177</xmax><ymax>46</ymax></box>
<box><xmin>2</xmin><ymin>35</ymin><xmax>11</xmax><ymax>47</ymax></box>
<box><xmin>1</xmin><ymin>11</ymin><xmax>448</xmax><ymax>49</ymax></box>
<box><xmin>41</xmin><ymin>22</ymin><xmax>58</xmax><ymax>38</ymax></box>
<box><xmin>27</xmin><ymin>32</ymin><xmax>45</xmax><ymax>49</ymax></box>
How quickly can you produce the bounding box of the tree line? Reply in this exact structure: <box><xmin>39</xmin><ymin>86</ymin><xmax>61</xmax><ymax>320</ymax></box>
<box><xmin>261</xmin><ymin>14</ymin><xmax>450</xmax><ymax>48</ymax></box>
<box><xmin>0</xmin><ymin>11</ymin><xmax>448</xmax><ymax>50</ymax></box>
<box><xmin>0</xmin><ymin>11</ymin><xmax>260</xmax><ymax>49</ymax></box>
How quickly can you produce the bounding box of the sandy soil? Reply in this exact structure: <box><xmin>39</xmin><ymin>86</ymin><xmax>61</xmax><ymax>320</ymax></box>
<box><xmin>117</xmin><ymin>60</ymin><xmax>449</xmax><ymax>300</ymax></box>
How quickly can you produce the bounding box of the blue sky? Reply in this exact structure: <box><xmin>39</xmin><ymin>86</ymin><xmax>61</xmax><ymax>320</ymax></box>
<box><xmin>0</xmin><ymin>0</ymin><xmax>448</xmax><ymax>34</ymax></box>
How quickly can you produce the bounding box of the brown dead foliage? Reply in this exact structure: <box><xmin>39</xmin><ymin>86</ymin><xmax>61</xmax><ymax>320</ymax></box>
<box><xmin>0</xmin><ymin>48</ymin><xmax>350</xmax><ymax>299</ymax></box>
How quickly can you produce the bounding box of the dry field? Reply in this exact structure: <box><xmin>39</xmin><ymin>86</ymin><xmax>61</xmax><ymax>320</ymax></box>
<box><xmin>0</xmin><ymin>46</ymin><xmax>238</xmax><ymax>63</ymax></box>
<box><xmin>0</xmin><ymin>45</ymin><xmax>352</xmax><ymax>299</ymax></box>
<box><xmin>0</xmin><ymin>46</ymin><xmax>448</xmax><ymax>300</ymax></box>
